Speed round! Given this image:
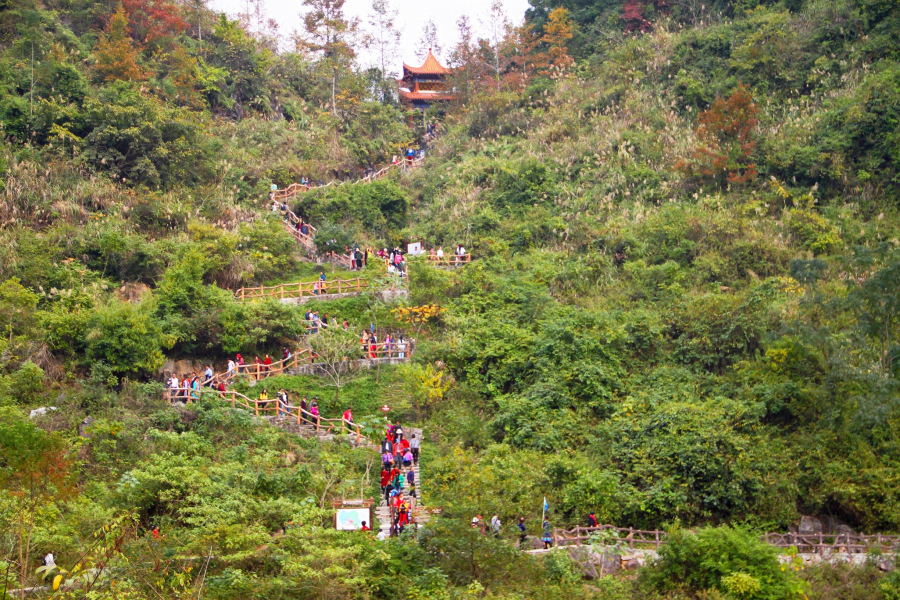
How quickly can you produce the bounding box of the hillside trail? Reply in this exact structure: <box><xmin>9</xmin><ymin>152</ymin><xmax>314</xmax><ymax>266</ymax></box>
<box><xmin>375</xmin><ymin>427</ymin><xmax>432</xmax><ymax>539</ymax></box>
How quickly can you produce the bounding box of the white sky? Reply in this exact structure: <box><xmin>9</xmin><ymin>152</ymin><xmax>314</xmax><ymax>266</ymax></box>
<box><xmin>208</xmin><ymin>0</ymin><xmax>530</xmax><ymax>72</ymax></box>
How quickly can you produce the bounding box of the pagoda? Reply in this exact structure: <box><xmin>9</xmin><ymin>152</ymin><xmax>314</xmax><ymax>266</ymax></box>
<box><xmin>397</xmin><ymin>49</ymin><xmax>455</xmax><ymax>111</ymax></box>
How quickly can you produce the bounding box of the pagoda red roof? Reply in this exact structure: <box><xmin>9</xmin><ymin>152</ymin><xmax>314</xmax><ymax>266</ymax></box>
<box><xmin>402</xmin><ymin>50</ymin><xmax>450</xmax><ymax>76</ymax></box>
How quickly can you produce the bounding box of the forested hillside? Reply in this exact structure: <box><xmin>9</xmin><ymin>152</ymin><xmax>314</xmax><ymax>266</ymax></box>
<box><xmin>2</xmin><ymin>0</ymin><xmax>900</xmax><ymax>597</ymax></box>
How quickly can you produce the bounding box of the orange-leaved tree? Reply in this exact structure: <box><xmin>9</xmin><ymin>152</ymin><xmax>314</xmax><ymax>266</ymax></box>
<box><xmin>678</xmin><ymin>85</ymin><xmax>760</xmax><ymax>187</ymax></box>
<box><xmin>543</xmin><ymin>7</ymin><xmax>574</xmax><ymax>70</ymax></box>
<box><xmin>93</xmin><ymin>6</ymin><xmax>146</xmax><ymax>82</ymax></box>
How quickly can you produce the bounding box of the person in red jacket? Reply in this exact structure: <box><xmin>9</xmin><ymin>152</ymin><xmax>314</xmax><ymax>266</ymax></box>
<box><xmin>342</xmin><ymin>408</ymin><xmax>353</xmax><ymax>434</ymax></box>
<box><xmin>380</xmin><ymin>467</ymin><xmax>391</xmax><ymax>496</ymax></box>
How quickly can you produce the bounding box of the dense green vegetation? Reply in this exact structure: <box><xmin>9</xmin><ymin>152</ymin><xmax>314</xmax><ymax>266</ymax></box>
<box><xmin>2</xmin><ymin>0</ymin><xmax>900</xmax><ymax>597</ymax></box>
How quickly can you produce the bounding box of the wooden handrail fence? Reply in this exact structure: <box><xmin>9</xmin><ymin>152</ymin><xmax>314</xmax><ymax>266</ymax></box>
<box><xmin>166</xmin><ymin>338</ymin><xmax>415</xmax><ymax>403</ymax></box>
<box><xmin>271</xmin><ymin>156</ymin><xmax>424</xmax><ymax>202</ymax></box>
<box><xmin>425</xmin><ymin>254</ymin><xmax>471</xmax><ymax>267</ymax></box>
<box><xmin>234</xmin><ymin>277</ymin><xmax>369</xmax><ymax>301</ymax></box>
<box><xmin>162</xmin><ymin>387</ymin><xmax>372</xmax><ymax>445</ymax></box>
<box><xmin>551</xmin><ymin>525</ymin><xmax>900</xmax><ymax>554</ymax></box>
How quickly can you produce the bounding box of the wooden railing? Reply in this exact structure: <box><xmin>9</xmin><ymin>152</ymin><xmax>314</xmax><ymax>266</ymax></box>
<box><xmin>762</xmin><ymin>532</ymin><xmax>900</xmax><ymax>553</ymax></box>
<box><xmin>554</xmin><ymin>526</ymin><xmax>668</xmax><ymax>549</ymax></box>
<box><xmin>284</xmin><ymin>221</ymin><xmax>316</xmax><ymax>251</ymax></box>
<box><xmin>165</xmin><ymin>338</ymin><xmax>414</xmax><ymax>402</ymax></box>
<box><xmin>551</xmin><ymin>525</ymin><xmax>900</xmax><ymax>554</ymax></box>
<box><xmin>271</xmin><ymin>156</ymin><xmax>424</xmax><ymax>202</ymax></box>
<box><xmin>234</xmin><ymin>277</ymin><xmax>370</xmax><ymax>301</ymax></box>
<box><xmin>163</xmin><ymin>388</ymin><xmax>372</xmax><ymax>445</ymax></box>
<box><xmin>426</xmin><ymin>254</ymin><xmax>471</xmax><ymax>267</ymax></box>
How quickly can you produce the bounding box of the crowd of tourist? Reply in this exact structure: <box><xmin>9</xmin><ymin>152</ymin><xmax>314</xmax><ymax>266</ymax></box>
<box><xmin>380</xmin><ymin>422</ymin><xmax>421</xmax><ymax>537</ymax></box>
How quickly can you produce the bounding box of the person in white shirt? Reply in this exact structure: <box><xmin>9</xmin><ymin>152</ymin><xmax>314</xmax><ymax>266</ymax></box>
<box><xmin>227</xmin><ymin>359</ymin><xmax>236</xmax><ymax>377</ymax></box>
<box><xmin>44</xmin><ymin>552</ymin><xmax>55</xmax><ymax>569</ymax></box>
<box><xmin>456</xmin><ymin>245</ymin><xmax>466</xmax><ymax>256</ymax></box>
<box><xmin>436</xmin><ymin>247</ymin><xmax>444</xmax><ymax>258</ymax></box>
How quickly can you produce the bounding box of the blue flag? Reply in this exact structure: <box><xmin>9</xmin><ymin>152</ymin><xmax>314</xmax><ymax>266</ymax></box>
<box><xmin>543</xmin><ymin>497</ymin><xmax>549</xmax><ymax>513</ymax></box>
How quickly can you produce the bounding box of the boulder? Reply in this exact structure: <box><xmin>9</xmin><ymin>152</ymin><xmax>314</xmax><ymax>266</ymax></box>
<box><xmin>29</xmin><ymin>406</ymin><xmax>57</xmax><ymax>419</ymax></box>
<box><xmin>568</xmin><ymin>547</ymin><xmax>599</xmax><ymax>580</ymax></box>
<box><xmin>78</xmin><ymin>416</ymin><xmax>94</xmax><ymax>438</ymax></box>
<box><xmin>799</xmin><ymin>516</ymin><xmax>823</xmax><ymax>535</ymax></box>
<box><xmin>592</xmin><ymin>548</ymin><xmax>622</xmax><ymax>576</ymax></box>
<box><xmin>621</xmin><ymin>553</ymin><xmax>643</xmax><ymax>570</ymax></box>
<box><xmin>835</xmin><ymin>524</ymin><xmax>855</xmax><ymax>537</ymax></box>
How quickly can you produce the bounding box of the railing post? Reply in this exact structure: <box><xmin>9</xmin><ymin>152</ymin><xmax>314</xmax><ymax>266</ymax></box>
<box><xmin>255</xmin><ymin>402</ymin><xmax>259</xmax><ymax>418</ymax></box>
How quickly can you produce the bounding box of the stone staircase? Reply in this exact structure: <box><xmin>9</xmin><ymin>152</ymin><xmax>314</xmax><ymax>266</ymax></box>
<box><xmin>266</xmin><ymin>416</ymin><xmax>379</xmax><ymax>450</ymax></box>
<box><xmin>267</xmin><ymin>417</ymin><xmax>431</xmax><ymax>537</ymax></box>
<box><xmin>375</xmin><ymin>428</ymin><xmax>432</xmax><ymax>538</ymax></box>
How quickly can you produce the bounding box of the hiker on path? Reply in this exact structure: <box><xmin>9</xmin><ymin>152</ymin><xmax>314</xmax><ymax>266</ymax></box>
<box><xmin>380</xmin><ymin>467</ymin><xmax>391</xmax><ymax>496</ymax></box>
<box><xmin>587</xmin><ymin>512</ymin><xmax>598</xmax><ymax>528</ymax></box>
<box><xmin>542</xmin><ymin>518</ymin><xmax>553</xmax><ymax>549</ymax></box>
<box><xmin>518</xmin><ymin>517</ymin><xmax>527</xmax><ymax>547</ymax></box>
<box><xmin>310</xmin><ymin>398</ymin><xmax>319</xmax><ymax>426</ymax></box>
<box><xmin>342</xmin><ymin>408</ymin><xmax>353</xmax><ymax>433</ymax></box>
<box><xmin>491</xmin><ymin>515</ymin><xmax>502</xmax><ymax>538</ymax></box>
<box><xmin>410</xmin><ymin>434</ymin><xmax>420</xmax><ymax>465</ymax></box>
<box><xmin>277</xmin><ymin>389</ymin><xmax>289</xmax><ymax>417</ymax></box>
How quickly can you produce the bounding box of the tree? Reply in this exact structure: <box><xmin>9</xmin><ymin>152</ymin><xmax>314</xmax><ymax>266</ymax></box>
<box><xmin>365</xmin><ymin>0</ymin><xmax>401</xmax><ymax>103</ymax></box>
<box><xmin>92</xmin><ymin>6</ymin><xmax>145</xmax><ymax>82</ymax></box>
<box><xmin>677</xmin><ymin>85</ymin><xmax>760</xmax><ymax>187</ymax></box>
<box><xmin>622</xmin><ymin>1</ymin><xmax>652</xmax><ymax>33</ymax></box>
<box><xmin>300</xmin><ymin>0</ymin><xmax>358</xmax><ymax>115</ymax></box>
<box><xmin>540</xmin><ymin>7</ymin><xmax>574</xmax><ymax>71</ymax></box>
<box><xmin>448</xmin><ymin>16</ymin><xmax>480</xmax><ymax>101</ymax></box>
<box><xmin>306</xmin><ymin>327</ymin><xmax>366</xmax><ymax>404</ymax></box>
<box><xmin>480</xmin><ymin>0</ymin><xmax>511</xmax><ymax>85</ymax></box>
<box><xmin>122</xmin><ymin>0</ymin><xmax>186</xmax><ymax>46</ymax></box>
<box><xmin>415</xmin><ymin>19</ymin><xmax>442</xmax><ymax>61</ymax></box>
<box><xmin>0</xmin><ymin>410</ymin><xmax>72</xmax><ymax>599</ymax></box>
<box><xmin>850</xmin><ymin>245</ymin><xmax>900</xmax><ymax>377</ymax></box>
<box><xmin>84</xmin><ymin>298</ymin><xmax>175</xmax><ymax>375</ymax></box>
<box><xmin>80</xmin><ymin>82</ymin><xmax>205</xmax><ymax>187</ymax></box>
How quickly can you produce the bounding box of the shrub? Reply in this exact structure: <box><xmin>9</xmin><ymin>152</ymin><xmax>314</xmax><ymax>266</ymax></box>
<box><xmin>640</xmin><ymin>526</ymin><xmax>803</xmax><ymax>600</ymax></box>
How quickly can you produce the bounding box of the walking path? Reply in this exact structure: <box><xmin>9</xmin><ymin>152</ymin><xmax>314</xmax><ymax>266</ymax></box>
<box><xmin>233</xmin><ymin>277</ymin><xmax>407</xmax><ymax>303</ymax></box>
<box><xmin>525</xmin><ymin>524</ymin><xmax>900</xmax><ymax>556</ymax></box>
<box><xmin>164</xmin><ymin>382</ymin><xmax>429</xmax><ymax>539</ymax></box>
<box><xmin>163</xmin><ymin>334</ymin><xmax>415</xmax><ymax>402</ymax></box>
<box><xmin>271</xmin><ymin>156</ymin><xmax>425</xmax><ymax>203</ymax></box>
<box><xmin>375</xmin><ymin>427</ymin><xmax>435</xmax><ymax>539</ymax></box>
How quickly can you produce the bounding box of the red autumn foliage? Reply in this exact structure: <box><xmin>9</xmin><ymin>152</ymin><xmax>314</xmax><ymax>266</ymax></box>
<box><xmin>623</xmin><ymin>1</ymin><xmax>651</xmax><ymax>33</ymax></box>
<box><xmin>623</xmin><ymin>0</ymin><xmax>670</xmax><ymax>34</ymax></box>
<box><xmin>122</xmin><ymin>0</ymin><xmax>187</xmax><ymax>45</ymax></box>
<box><xmin>678</xmin><ymin>85</ymin><xmax>761</xmax><ymax>187</ymax></box>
